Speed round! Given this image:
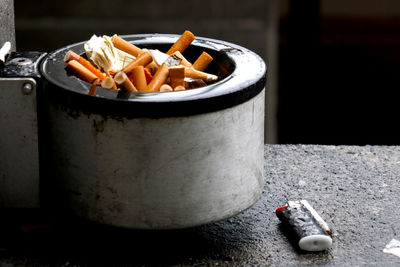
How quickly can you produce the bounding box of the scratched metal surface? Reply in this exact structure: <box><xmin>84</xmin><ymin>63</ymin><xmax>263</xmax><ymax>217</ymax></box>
<box><xmin>1</xmin><ymin>145</ymin><xmax>400</xmax><ymax>266</ymax></box>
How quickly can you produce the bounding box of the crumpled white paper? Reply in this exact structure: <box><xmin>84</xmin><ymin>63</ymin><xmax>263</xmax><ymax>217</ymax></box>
<box><xmin>383</xmin><ymin>238</ymin><xmax>400</xmax><ymax>258</ymax></box>
<box><xmin>84</xmin><ymin>35</ymin><xmax>135</xmax><ymax>72</ymax></box>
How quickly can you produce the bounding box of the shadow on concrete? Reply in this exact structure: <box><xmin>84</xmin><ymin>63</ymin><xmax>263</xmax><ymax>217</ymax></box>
<box><xmin>0</xmin><ymin>209</ymin><xmax>254</xmax><ymax>266</ymax></box>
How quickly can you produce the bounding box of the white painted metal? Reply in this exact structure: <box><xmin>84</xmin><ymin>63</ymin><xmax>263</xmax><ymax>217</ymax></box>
<box><xmin>46</xmin><ymin>90</ymin><xmax>265</xmax><ymax>228</ymax></box>
<box><xmin>0</xmin><ymin>78</ymin><xmax>39</xmax><ymax>208</ymax></box>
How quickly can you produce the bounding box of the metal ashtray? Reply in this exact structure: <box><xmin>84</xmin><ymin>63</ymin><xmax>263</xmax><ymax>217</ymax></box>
<box><xmin>1</xmin><ymin>34</ymin><xmax>266</xmax><ymax>229</ymax></box>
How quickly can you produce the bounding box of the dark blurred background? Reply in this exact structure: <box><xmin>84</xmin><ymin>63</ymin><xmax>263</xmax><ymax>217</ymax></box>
<box><xmin>12</xmin><ymin>0</ymin><xmax>400</xmax><ymax>145</ymax></box>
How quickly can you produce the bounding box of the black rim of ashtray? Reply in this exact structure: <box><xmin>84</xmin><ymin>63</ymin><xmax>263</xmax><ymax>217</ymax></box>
<box><xmin>40</xmin><ymin>34</ymin><xmax>267</xmax><ymax>118</ymax></box>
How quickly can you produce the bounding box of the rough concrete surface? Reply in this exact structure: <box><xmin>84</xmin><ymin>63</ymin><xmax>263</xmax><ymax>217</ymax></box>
<box><xmin>1</xmin><ymin>145</ymin><xmax>400</xmax><ymax>266</ymax></box>
<box><xmin>0</xmin><ymin>0</ymin><xmax>16</xmax><ymax>50</ymax></box>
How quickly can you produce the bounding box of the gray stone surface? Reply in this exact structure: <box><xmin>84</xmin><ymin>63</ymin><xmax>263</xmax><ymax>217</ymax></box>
<box><xmin>0</xmin><ymin>0</ymin><xmax>16</xmax><ymax>50</ymax></box>
<box><xmin>1</xmin><ymin>144</ymin><xmax>400</xmax><ymax>266</ymax></box>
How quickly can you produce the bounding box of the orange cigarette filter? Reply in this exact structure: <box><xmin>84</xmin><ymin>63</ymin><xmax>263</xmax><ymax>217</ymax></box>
<box><xmin>64</xmin><ymin>50</ymin><xmax>106</xmax><ymax>80</ymax></box>
<box><xmin>111</xmin><ymin>35</ymin><xmax>142</xmax><ymax>57</ymax></box>
<box><xmin>122</xmin><ymin>52</ymin><xmax>153</xmax><ymax>75</ymax></box>
<box><xmin>166</xmin><ymin>30</ymin><xmax>195</xmax><ymax>55</ymax></box>
<box><xmin>66</xmin><ymin>60</ymin><xmax>98</xmax><ymax>84</ymax></box>
<box><xmin>169</xmin><ymin>66</ymin><xmax>185</xmax><ymax>89</ymax></box>
<box><xmin>114</xmin><ymin>72</ymin><xmax>138</xmax><ymax>92</ymax></box>
<box><xmin>131</xmin><ymin>66</ymin><xmax>147</xmax><ymax>92</ymax></box>
<box><xmin>144</xmin><ymin>64</ymin><xmax>169</xmax><ymax>92</ymax></box>
<box><xmin>192</xmin><ymin>51</ymin><xmax>213</xmax><ymax>71</ymax></box>
<box><xmin>89</xmin><ymin>79</ymin><xmax>100</xmax><ymax>96</ymax></box>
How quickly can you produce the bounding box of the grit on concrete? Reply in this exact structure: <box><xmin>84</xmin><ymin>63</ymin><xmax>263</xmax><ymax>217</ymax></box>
<box><xmin>1</xmin><ymin>145</ymin><xmax>400</xmax><ymax>266</ymax></box>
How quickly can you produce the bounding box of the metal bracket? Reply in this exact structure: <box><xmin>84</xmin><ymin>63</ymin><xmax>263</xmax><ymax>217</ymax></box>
<box><xmin>0</xmin><ymin>77</ymin><xmax>39</xmax><ymax>208</ymax></box>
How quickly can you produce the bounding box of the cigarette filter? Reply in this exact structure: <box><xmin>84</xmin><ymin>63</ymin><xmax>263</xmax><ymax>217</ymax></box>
<box><xmin>276</xmin><ymin>200</ymin><xmax>333</xmax><ymax>251</ymax></box>
<box><xmin>66</xmin><ymin>60</ymin><xmax>98</xmax><ymax>84</ymax></box>
<box><xmin>111</xmin><ymin>35</ymin><xmax>142</xmax><ymax>57</ymax></box>
<box><xmin>169</xmin><ymin>66</ymin><xmax>185</xmax><ymax>89</ymax></box>
<box><xmin>184</xmin><ymin>67</ymin><xmax>218</xmax><ymax>82</ymax></box>
<box><xmin>130</xmin><ymin>66</ymin><xmax>147</xmax><ymax>92</ymax></box>
<box><xmin>64</xmin><ymin>50</ymin><xmax>106</xmax><ymax>81</ymax></box>
<box><xmin>193</xmin><ymin>51</ymin><xmax>213</xmax><ymax>71</ymax></box>
<box><xmin>114</xmin><ymin>71</ymin><xmax>138</xmax><ymax>92</ymax></box>
<box><xmin>144</xmin><ymin>64</ymin><xmax>169</xmax><ymax>92</ymax></box>
<box><xmin>122</xmin><ymin>52</ymin><xmax>153</xmax><ymax>75</ymax></box>
<box><xmin>89</xmin><ymin>79</ymin><xmax>99</xmax><ymax>96</ymax></box>
<box><xmin>166</xmin><ymin>30</ymin><xmax>195</xmax><ymax>55</ymax></box>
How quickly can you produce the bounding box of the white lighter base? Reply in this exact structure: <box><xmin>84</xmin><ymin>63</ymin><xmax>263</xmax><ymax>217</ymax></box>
<box><xmin>299</xmin><ymin>235</ymin><xmax>332</xmax><ymax>251</ymax></box>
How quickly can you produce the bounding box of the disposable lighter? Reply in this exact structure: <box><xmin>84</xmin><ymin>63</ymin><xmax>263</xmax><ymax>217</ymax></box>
<box><xmin>276</xmin><ymin>200</ymin><xmax>333</xmax><ymax>251</ymax></box>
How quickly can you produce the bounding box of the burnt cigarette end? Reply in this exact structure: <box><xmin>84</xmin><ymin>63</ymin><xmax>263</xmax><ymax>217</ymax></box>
<box><xmin>164</xmin><ymin>55</ymin><xmax>182</xmax><ymax>67</ymax></box>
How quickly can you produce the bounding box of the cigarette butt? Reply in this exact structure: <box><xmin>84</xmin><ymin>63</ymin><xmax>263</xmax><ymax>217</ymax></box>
<box><xmin>122</xmin><ymin>51</ymin><xmax>153</xmax><ymax>75</ymax></box>
<box><xmin>169</xmin><ymin>66</ymin><xmax>185</xmax><ymax>89</ymax></box>
<box><xmin>174</xmin><ymin>85</ymin><xmax>185</xmax><ymax>91</ymax></box>
<box><xmin>145</xmin><ymin>61</ymin><xmax>159</xmax><ymax>75</ymax></box>
<box><xmin>66</xmin><ymin>60</ymin><xmax>98</xmax><ymax>84</ymax></box>
<box><xmin>160</xmin><ymin>84</ymin><xmax>173</xmax><ymax>92</ymax></box>
<box><xmin>101</xmin><ymin>77</ymin><xmax>117</xmax><ymax>90</ymax></box>
<box><xmin>130</xmin><ymin>66</ymin><xmax>147</xmax><ymax>92</ymax></box>
<box><xmin>172</xmin><ymin>51</ymin><xmax>192</xmax><ymax>67</ymax></box>
<box><xmin>185</xmin><ymin>78</ymin><xmax>207</xmax><ymax>89</ymax></box>
<box><xmin>184</xmin><ymin>67</ymin><xmax>218</xmax><ymax>82</ymax></box>
<box><xmin>144</xmin><ymin>64</ymin><xmax>169</xmax><ymax>92</ymax></box>
<box><xmin>65</xmin><ymin>50</ymin><xmax>106</xmax><ymax>81</ymax></box>
<box><xmin>111</xmin><ymin>35</ymin><xmax>142</xmax><ymax>57</ymax></box>
<box><xmin>114</xmin><ymin>71</ymin><xmax>138</xmax><ymax>92</ymax></box>
<box><xmin>89</xmin><ymin>79</ymin><xmax>100</xmax><ymax>96</ymax></box>
<box><xmin>192</xmin><ymin>51</ymin><xmax>213</xmax><ymax>71</ymax></box>
<box><xmin>164</xmin><ymin>55</ymin><xmax>183</xmax><ymax>67</ymax></box>
<box><xmin>105</xmin><ymin>71</ymin><xmax>117</xmax><ymax>90</ymax></box>
<box><xmin>166</xmin><ymin>30</ymin><xmax>195</xmax><ymax>55</ymax></box>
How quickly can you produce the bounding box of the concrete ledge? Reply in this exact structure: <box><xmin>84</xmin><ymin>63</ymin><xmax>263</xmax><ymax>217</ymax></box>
<box><xmin>1</xmin><ymin>145</ymin><xmax>399</xmax><ymax>265</ymax></box>
<box><xmin>0</xmin><ymin>0</ymin><xmax>16</xmax><ymax>50</ymax></box>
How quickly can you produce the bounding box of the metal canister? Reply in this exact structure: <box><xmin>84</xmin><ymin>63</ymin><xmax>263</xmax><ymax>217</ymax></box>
<box><xmin>39</xmin><ymin>34</ymin><xmax>266</xmax><ymax>229</ymax></box>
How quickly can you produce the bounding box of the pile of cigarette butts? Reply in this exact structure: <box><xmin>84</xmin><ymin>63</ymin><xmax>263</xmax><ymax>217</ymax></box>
<box><xmin>64</xmin><ymin>30</ymin><xmax>219</xmax><ymax>95</ymax></box>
